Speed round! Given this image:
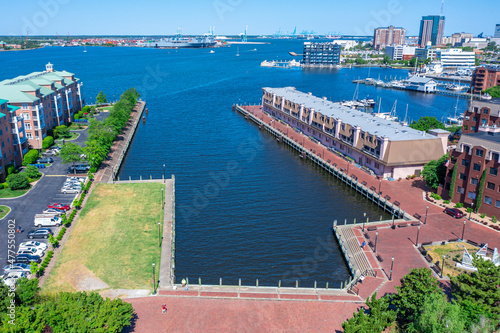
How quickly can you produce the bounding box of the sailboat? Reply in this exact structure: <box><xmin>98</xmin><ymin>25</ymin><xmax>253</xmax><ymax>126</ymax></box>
<box><xmin>83</xmin><ymin>45</ymin><xmax>87</xmax><ymax>53</ymax></box>
<box><xmin>447</xmin><ymin>93</ymin><xmax>463</xmax><ymax>125</ymax></box>
<box><xmin>209</xmin><ymin>49</ymin><xmax>215</xmax><ymax>54</ymax></box>
<box><xmin>236</xmin><ymin>47</ymin><xmax>240</xmax><ymax>57</ymax></box>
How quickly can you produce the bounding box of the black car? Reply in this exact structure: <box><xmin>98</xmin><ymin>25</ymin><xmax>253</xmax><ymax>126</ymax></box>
<box><xmin>36</xmin><ymin>157</ymin><xmax>54</xmax><ymax>164</ymax></box>
<box><xmin>27</xmin><ymin>229</ymin><xmax>52</xmax><ymax>239</ymax></box>
<box><xmin>15</xmin><ymin>254</ymin><xmax>41</xmax><ymax>264</ymax></box>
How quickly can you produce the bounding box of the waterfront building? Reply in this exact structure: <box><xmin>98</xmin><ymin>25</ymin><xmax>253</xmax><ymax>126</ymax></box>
<box><xmin>461</xmin><ymin>99</ymin><xmax>500</xmax><ymax>134</ymax></box>
<box><xmin>470</xmin><ymin>66</ymin><xmax>500</xmax><ymax>94</ymax></box>
<box><xmin>302</xmin><ymin>42</ymin><xmax>341</xmax><ymax>66</ymax></box>
<box><xmin>373</xmin><ymin>26</ymin><xmax>406</xmax><ymax>50</ymax></box>
<box><xmin>436</xmin><ymin>49</ymin><xmax>475</xmax><ymax>69</ymax></box>
<box><xmin>405</xmin><ymin>76</ymin><xmax>437</xmax><ymax>93</ymax></box>
<box><xmin>415</xmin><ymin>46</ymin><xmax>438</xmax><ymax>61</ymax></box>
<box><xmin>385</xmin><ymin>45</ymin><xmax>416</xmax><ymax>61</ymax></box>
<box><xmin>0</xmin><ymin>63</ymin><xmax>83</xmax><ymax>150</ymax></box>
<box><xmin>495</xmin><ymin>24</ymin><xmax>500</xmax><ymax>38</ymax></box>
<box><xmin>418</xmin><ymin>15</ymin><xmax>445</xmax><ymax>47</ymax></box>
<box><xmin>442</xmin><ymin>33</ymin><xmax>474</xmax><ymax>46</ymax></box>
<box><xmin>261</xmin><ymin>87</ymin><xmax>449</xmax><ymax>179</ymax></box>
<box><xmin>0</xmin><ymin>99</ymin><xmax>27</xmax><ymax>181</ymax></box>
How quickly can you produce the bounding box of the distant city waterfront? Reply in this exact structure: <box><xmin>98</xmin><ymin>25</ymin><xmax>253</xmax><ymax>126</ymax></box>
<box><xmin>0</xmin><ymin>39</ymin><xmax>468</xmax><ymax>287</ymax></box>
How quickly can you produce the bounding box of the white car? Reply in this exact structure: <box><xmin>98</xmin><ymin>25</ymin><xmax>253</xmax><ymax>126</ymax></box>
<box><xmin>61</xmin><ymin>187</ymin><xmax>80</xmax><ymax>194</ymax></box>
<box><xmin>2</xmin><ymin>272</ymin><xmax>28</xmax><ymax>287</ymax></box>
<box><xmin>3</xmin><ymin>263</ymin><xmax>31</xmax><ymax>274</ymax></box>
<box><xmin>42</xmin><ymin>208</ymin><xmax>63</xmax><ymax>216</ymax></box>
<box><xmin>19</xmin><ymin>241</ymin><xmax>48</xmax><ymax>251</ymax></box>
<box><xmin>66</xmin><ymin>177</ymin><xmax>86</xmax><ymax>182</ymax></box>
<box><xmin>17</xmin><ymin>247</ymin><xmax>44</xmax><ymax>256</ymax></box>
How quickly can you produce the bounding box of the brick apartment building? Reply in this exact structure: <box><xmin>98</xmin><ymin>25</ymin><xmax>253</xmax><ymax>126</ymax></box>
<box><xmin>373</xmin><ymin>26</ymin><xmax>406</xmax><ymax>50</ymax></box>
<box><xmin>443</xmin><ymin>99</ymin><xmax>500</xmax><ymax>216</ymax></box>
<box><xmin>470</xmin><ymin>66</ymin><xmax>500</xmax><ymax>94</ymax></box>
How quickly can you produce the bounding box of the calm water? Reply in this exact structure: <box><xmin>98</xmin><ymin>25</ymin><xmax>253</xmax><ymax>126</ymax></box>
<box><xmin>1</xmin><ymin>40</ymin><xmax>467</xmax><ymax>287</ymax></box>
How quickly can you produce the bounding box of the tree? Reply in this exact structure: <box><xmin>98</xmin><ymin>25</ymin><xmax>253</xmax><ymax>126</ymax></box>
<box><xmin>421</xmin><ymin>154</ymin><xmax>448</xmax><ymax>190</ymax></box>
<box><xmin>24</xmin><ymin>165</ymin><xmax>41</xmax><ymax>179</ymax></box>
<box><xmin>22</xmin><ymin>149</ymin><xmax>39</xmax><ymax>166</ymax></box>
<box><xmin>450</xmin><ymin>257</ymin><xmax>500</xmax><ymax>328</ymax></box>
<box><xmin>414</xmin><ymin>292</ymin><xmax>466</xmax><ymax>333</ymax></box>
<box><xmin>84</xmin><ymin>140</ymin><xmax>109</xmax><ymax>169</ymax></box>
<box><xmin>409</xmin><ymin>116</ymin><xmax>446</xmax><ymax>132</ymax></box>
<box><xmin>381</xmin><ymin>55</ymin><xmax>391</xmax><ymax>65</ymax></box>
<box><xmin>42</xmin><ymin>136</ymin><xmax>54</xmax><ymax>149</ymax></box>
<box><xmin>7</xmin><ymin>173</ymin><xmax>30</xmax><ymax>190</ymax></box>
<box><xmin>449</xmin><ymin>163</ymin><xmax>458</xmax><ymax>200</ymax></box>
<box><xmin>59</xmin><ymin>143</ymin><xmax>83</xmax><ymax>166</ymax></box>
<box><xmin>355</xmin><ymin>57</ymin><xmax>367</xmax><ymax>65</ymax></box>
<box><xmin>392</xmin><ymin>268</ymin><xmax>443</xmax><ymax>327</ymax></box>
<box><xmin>15</xmin><ymin>278</ymin><xmax>40</xmax><ymax>306</ymax></box>
<box><xmin>483</xmin><ymin>85</ymin><xmax>500</xmax><ymax>98</ymax></box>
<box><xmin>54</xmin><ymin>125</ymin><xmax>71</xmax><ymax>139</ymax></box>
<box><xmin>96</xmin><ymin>91</ymin><xmax>108</xmax><ymax>104</ymax></box>
<box><xmin>0</xmin><ymin>306</ymin><xmax>46</xmax><ymax>332</ymax></box>
<box><xmin>342</xmin><ymin>293</ymin><xmax>396</xmax><ymax>333</ymax></box>
<box><xmin>475</xmin><ymin>170</ymin><xmax>487</xmax><ymax>211</ymax></box>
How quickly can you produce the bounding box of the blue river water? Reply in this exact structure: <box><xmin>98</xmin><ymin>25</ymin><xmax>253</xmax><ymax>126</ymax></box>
<box><xmin>0</xmin><ymin>40</ymin><xmax>467</xmax><ymax>287</ymax></box>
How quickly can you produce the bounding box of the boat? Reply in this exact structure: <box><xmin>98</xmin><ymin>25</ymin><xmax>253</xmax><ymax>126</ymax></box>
<box><xmin>236</xmin><ymin>47</ymin><xmax>240</xmax><ymax>57</ymax></box>
<box><xmin>209</xmin><ymin>50</ymin><xmax>215</xmax><ymax>54</ymax></box>
<box><xmin>138</xmin><ymin>36</ymin><xmax>216</xmax><ymax>48</ymax></box>
<box><xmin>250</xmin><ymin>48</ymin><xmax>257</xmax><ymax>51</ymax></box>
<box><xmin>481</xmin><ymin>93</ymin><xmax>493</xmax><ymax>100</ymax></box>
<box><xmin>260</xmin><ymin>60</ymin><xmax>276</xmax><ymax>67</ymax></box>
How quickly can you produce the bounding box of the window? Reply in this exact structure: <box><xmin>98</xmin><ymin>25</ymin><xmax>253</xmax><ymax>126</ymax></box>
<box><xmin>459</xmin><ymin>173</ymin><xmax>467</xmax><ymax>180</ymax></box>
<box><xmin>360</xmin><ymin>132</ymin><xmax>365</xmax><ymax>139</ymax></box>
<box><xmin>463</xmin><ymin>146</ymin><xmax>470</xmax><ymax>154</ymax></box>
<box><xmin>21</xmin><ymin>103</ymin><xmax>28</xmax><ymax>110</ymax></box>
<box><xmin>474</xmin><ymin>107</ymin><xmax>478</xmax><ymax>113</ymax></box>
<box><xmin>341</xmin><ymin>124</ymin><xmax>345</xmax><ymax>131</ymax></box>
<box><xmin>366</xmin><ymin>158</ymin><xmax>371</xmax><ymax>165</ymax></box>
<box><xmin>483</xmin><ymin>108</ymin><xmax>489</xmax><ymax>114</ymax></box>
<box><xmin>468</xmin><ymin>191</ymin><xmax>476</xmax><ymax>199</ymax></box>
<box><xmin>487</xmin><ymin>182</ymin><xmax>495</xmax><ymax>190</ymax></box>
<box><xmin>374</xmin><ymin>162</ymin><xmax>379</xmax><ymax>169</ymax></box>
<box><xmin>26</xmin><ymin>133</ymin><xmax>33</xmax><ymax>139</ymax></box>
<box><xmin>473</xmin><ymin>117</ymin><xmax>478</xmax><ymax>122</ymax></box>
<box><xmin>476</xmin><ymin>149</ymin><xmax>484</xmax><ymax>157</ymax></box>
<box><xmin>496</xmin><ymin>200</ymin><xmax>500</xmax><ymax>208</ymax></box>
<box><xmin>471</xmin><ymin>178</ymin><xmax>478</xmax><ymax>185</ymax></box>
<box><xmin>368</xmin><ymin>136</ymin><xmax>373</xmax><ymax>143</ymax></box>
<box><xmin>481</xmin><ymin>119</ymin><xmax>487</xmax><ymax>126</ymax></box>
<box><xmin>485</xmin><ymin>196</ymin><xmax>492</xmax><ymax>205</ymax></box>
<box><xmin>471</xmin><ymin>126</ymin><xmax>476</xmax><ymax>131</ymax></box>
<box><xmin>492</xmin><ymin>153</ymin><xmax>500</xmax><ymax>162</ymax></box>
<box><xmin>462</xmin><ymin>159</ymin><xmax>470</xmax><ymax>167</ymax></box>
<box><xmin>473</xmin><ymin>163</ymin><xmax>481</xmax><ymax>171</ymax></box>
<box><xmin>457</xmin><ymin>186</ymin><xmax>465</xmax><ymax>194</ymax></box>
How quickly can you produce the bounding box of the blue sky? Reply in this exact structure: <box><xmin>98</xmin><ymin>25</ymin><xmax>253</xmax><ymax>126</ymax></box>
<box><xmin>3</xmin><ymin>0</ymin><xmax>499</xmax><ymax>36</ymax></box>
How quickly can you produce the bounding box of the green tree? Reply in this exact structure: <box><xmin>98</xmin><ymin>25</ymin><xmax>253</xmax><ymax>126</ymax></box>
<box><xmin>15</xmin><ymin>278</ymin><xmax>40</xmax><ymax>306</ymax></box>
<box><xmin>449</xmin><ymin>162</ymin><xmax>458</xmax><ymax>200</ymax></box>
<box><xmin>54</xmin><ymin>125</ymin><xmax>71</xmax><ymax>139</ymax></box>
<box><xmin>355</xmin><ymin>57</ymin><xmax>367</xmax><ymax>65</ymax></box>
<box><xmin>409</xmin><ymin>57</ymin><xmax>418</xmax><ymax>68</ymax></box>
<box><xmin>24</xmin><ymin>165</ymin><xmax>41</xmax><ymax>179</ymax></box>
<box><xmin>409</xmin><ymin>116</ymin><xmax>446</xmax><ymax>132</ymax></box>
<box><xmin>342</xmin><ymin>293</ymin><xmax>396</xmax><ymax>333</ymax></box>
<box><xmin>96</xmin><ymin>91</ymin><xmax>108</xmax><ymax>104</ymax></box>
<box><xmin>22</xmin><ymin>149</ymin><xmax>39</xmax><ymax>166</ymax></box>
<box><xmin>6</xmin><ymin>173</ymin><xmax>30</xmax><ymax>190</ymax></box>
<box><xmin>421</xmin><ymin>154</ymin><xmax>448</xmax><ymax>190</ymax></box>
<box><xmin>483</xmin><ymin>85</ymin><xmax>500</xmax><ymax>98</ymax></box>
<box><xmin>82</xmin><ymin>105</ymin><xmax>90</xmax><ymax>113</ymax></box>
<box><xmin>0</xmin><ymin>283</ymin><xmax>11</xmax><ymax>315</ymax></box>
<box><xmin>59</xmin><ymin>143</ymin><xmax>83</xmax><ymax>167</ymax></box>
<box><xmin>450</xmin><ymin>257</ymin><xmax>500</xmax><ymax>328</ymax></box>
<box><xmin>475</xmin><ymin>170</ymin><xmax>487</xmax><ymax>211</ymax></box>
<box><xmin>392</xmin><ymin>268</ymin><xmax>443</xmax><ymax>328</ymax></box>
<box><xmin>84</xmin><ymin>140</ymin><xmax>109</xmax><ymax>169</ymax></box>
<box><xmin>381</xmin><ymin>55</ymin><xmax>391</xmax><ymax>65</ymax></box>
<box><xmin>0</xmin><ymin>306</ymin><xmax>46</xmax><ymax>332</ymax></box>
<box><xmin>414</xmin><ymin>292</ymin><xmax>466</xmax><ymax>333</ymax></box>
<box><xmin>42</xmin><ymin>136</ymin><xmax>54</xmax><ymax>149</ymax></box>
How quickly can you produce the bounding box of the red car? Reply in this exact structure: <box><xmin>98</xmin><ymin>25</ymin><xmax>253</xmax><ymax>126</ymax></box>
<box><xmin>48</xmin><ymin>203</ymin><xmax>71</xmax><ymax>211</ymax></box>
<box><xmin>444</xmin><ymin>208</ymin><xmax>465</xmax><ymax>219</ymax></box>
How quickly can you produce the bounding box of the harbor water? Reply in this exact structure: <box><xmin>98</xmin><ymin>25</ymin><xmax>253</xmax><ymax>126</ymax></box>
<box><xmin>0</xmin><ymin>39</ymin><xmax>468</xmax><ymax>287</ymax></box>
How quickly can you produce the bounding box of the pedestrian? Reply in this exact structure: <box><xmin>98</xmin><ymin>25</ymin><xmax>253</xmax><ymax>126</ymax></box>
<box><xmin>181</xmin><ymin>278</ymin><xmax>186</xmax><ymax>287</ymax></box>
<box><xmin>361</xmin><ymin>241</ymin><xmax>366</xmax><ymax>249</ymax></box>
<box><xmin>162</xmin><ymin>304</ymin><xmax>167</xmax><ymax>315</ymax></box>
<box><xmin>16</xmin><ymin>226</ymin><xmax>22</xmax><ymax>233</ymax></box>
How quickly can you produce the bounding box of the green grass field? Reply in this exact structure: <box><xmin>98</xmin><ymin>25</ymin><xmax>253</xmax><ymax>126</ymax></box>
<box><xmin>0</xmin><ymin>205</ymin><xmax>11</xmax><ymax>219</ymax></box>
<box><xmin>0</xmin><ymin>188</ymin><xmax>29</xmax><ymax>199</ymax></box>
<box><xmin>44</xmin><ymin>182</ymin><xmax>164</xmax><ymax>293</ymax></box>
<box><xmin>55</xmin><ymin>132</ymin><xmax>80</xmax><ymax>142</ymax></box>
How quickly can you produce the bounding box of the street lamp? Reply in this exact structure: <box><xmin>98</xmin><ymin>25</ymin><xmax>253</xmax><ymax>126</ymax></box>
<box><xmin>390</xmin><ymin>257</ymin><xmax>394</xmax><ymax>281</ymax></box>
<box><xmin>363</xmin><ymin>212</ymin><xmax>366</xmax><ymax>231</ymax></box>
<box><xmin>163</xmin><ymin>164</ymin><xmax>166</xmax><ymax>180</ymax></box>
<box><xmin>441</xmin><ymin>254</ymin><xmax>445</xmax><ymax>278</ymax></box>
<box><xmin>461</xmin><ymin>220</ymin><xmax>466</xmax><ymax>240</ymax></box>
<box><xmin>378</xmin><ymin>179</ymin><xmax>382</xmax><ymax>194</ymax></box>
<box><xmin>469</xmin><ymin>203</ymin><xmax>474</xmax><ymax>220</ymax></box>
<box><xmin>424</xmin><ymin>205</ymin><xmax>429</xmax><ymax>225</ymax></box>
<box><xmin>152</xmin><ymin>262</ymin><xmax>156</xmax><ymax>294</ymax></box>
<box><xmin>374</xmin><ymin>231</ymin><xmax>378</xmax><ymax>252</ymax></box>
<box><xmin>415</xmin><ymin>226</ymin><xmax>420</xmax><ymax>246</ymax></box>
<box><xmin>158</xmin><ymin>222</ymin><xmax>162</xmax><ymax>247</ymax></box>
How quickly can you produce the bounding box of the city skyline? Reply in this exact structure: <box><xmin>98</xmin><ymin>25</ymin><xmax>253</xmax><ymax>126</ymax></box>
<box><xmin>2</xmin><ymin>0</ymin><xmax>499</xmax><ymax>37</ymax></box>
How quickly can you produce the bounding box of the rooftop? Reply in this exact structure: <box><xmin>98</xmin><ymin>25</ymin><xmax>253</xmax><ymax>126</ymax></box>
<box><xmin>264</xmin><ymin>87</ymin><xmax>443</xmax><ymax>142</ymax></box>
<box><xmin>462</xmin><ymin>131</ymin><xmax>500</xmax><ymax>145</ymax></box>
<box><xmin>406</xmin><ymin>76</ymin><xmax>436</xmax><ymax>84</ymax></box>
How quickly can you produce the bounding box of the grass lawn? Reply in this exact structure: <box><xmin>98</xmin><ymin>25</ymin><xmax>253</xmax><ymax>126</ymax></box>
<box><xmin>425</xmin><ymin>242</ymin><xmax>479</xmax><ymax>277</ymax></box>
<box><xmin>43</xmin><ymin>182</ymin><xmax>164</xmax><ymax>293</ymax></box>
<box><xmin>0</xmin><ymin>187</ymin><xmax>29</xmax><ymax>199</ymax></box>
<box><xmin>0</xmin><ymin>205</ymin><xmax>11</xmax><ymax>219</ymax></box>
<box><xmin>68</xmin><ymin>123</ymin><xmax>88</xmax><ymax>130</ymax></box>
<box><xmin>55</xmin><ymin>132</ymin><xmax>80</xmax><ymax>142</ymax></box>
<box><xmin>98</xmin><ymin>106</ymin><xmax>113</xmax><ymax>112</ymax></box>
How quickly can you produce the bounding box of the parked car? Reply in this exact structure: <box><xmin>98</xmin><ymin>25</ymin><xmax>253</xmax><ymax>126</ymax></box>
<box><xmin>444</xmin><ymin>208</ymin><xmax>465</xmax><ymax>219</ymax></box>
<box><xmin>27</xmin><ymin>229</ymin><xmax>52</xmax><ymax>239</ymax></box>
<box><xmin>63</xmin><ymin>181</ymin><xmax>82</xmax><ymax>187</ymax></box>
<box><xmin>67</xmin><ymin>177</ymin><xmax>86</xmax><ymax>182</ymax></box>
<box><xmin>61</xmin><ymin>187</ymin><xmax>80</xmax><ymax>194</ymax></box>
<box><xmin>43</xmin><ymin>149</ymin><xmax>58</xmax><ymax>156</ymax></box>
<box><xmin>17</xmin><ymin>247</ymin><xmax>44</xmax><ymax>256</ymax></box>
<box><xmin>48</xmin><ymin>203</ymin><xmax>70</xmax><ymax>211</ymax></box>
<box><xmin>2</xmin><ymin>272</ymin><xmax>27</xmax><ymax>287</ymax></box>
<box><xmin>19</xmin><ymin>241</ymin><xmax>48</xmax><ymax>251</ymax></box>
<box><xmin>70</xmin><ymin>164</ymin><xmax>90</xmax><ymax>172</ymax></box>
<box><xmin>15</xmin><ymin>254</ymin><xmax>41</xmax><ymax>264</ymax></box>
<box><xmin>36</xmin><ymin>157</ymin><xmax>54</xmax><ymax>164</ymax></box>
<box><xmin>2</xmin><ymin>263</ymin><xmax>31</xmax><ymax>274</ymax></box>
<box><xmin>42</xmin><ymin>208</ymin><xmax>63</xmax><ymax>216</ymax></box>
<box><xmin>34</xmin><ymin>214</ymin><xmax>62</xmax><ymax>227</ymax></box>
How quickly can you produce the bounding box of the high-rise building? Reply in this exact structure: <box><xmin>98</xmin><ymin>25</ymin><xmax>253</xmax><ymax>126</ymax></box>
<box><xmin>373</xmin><ymin>26</ymin><xmax>406</xmax><ymax>50</ymax></box>
<box><xmin>418</xmin><ymin>15</ymin><xmax>445</xmax><ymax>47</ymax></box>
<box><xmin>302</xmin><ymin>42</ymin><xmax>341</xmax><ymax>66</ymax></box>
<box><xmin>495</xmin><ymin>24</ymin><xmax>500</xmax><ymax>38</ymax></box>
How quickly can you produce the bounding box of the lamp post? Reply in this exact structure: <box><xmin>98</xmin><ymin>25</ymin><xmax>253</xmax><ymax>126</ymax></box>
<box><xmin>461</xmin><ymin>220</ymin><xmax>466</xmax><ymax>240</ymax></box>
<box><xmin>469</xmin><ymin>203</ymin><xmax>474</xmax><ymax>220</ymax></box>
<box><xmin>152</xmin><ymin>262</ymin><xmax>156</xmax><ymax>294</ymax></box>
<box><xmin>158</xmin><ymin>222</ymin><xmax>161</xmax><ymax>247</ymax></box>
<box><xmin>363</xmin><ymin>212</ymin><xmax>366</xmax><ymax>231</ymax></box>
<box><xmin>389</xmin><ymin>257</ymin><xmax>394</xmax><ymax>281</ymax></box>
<box><xmin>441</xmin><ymin>254</ymin><xmax>445</xmax><ymax>278</ymax></box>
<box><xmin>374</xmin><ymin>231</ymin><xmax>378</xmax><ymax>253</ymax></box>
<box><xmin>415</xmin><ymin>226</ymin><xmax>421</xmax><ymax>246</ymax></box>
<box><xmin>424</xmin><ymin>205</ymin><xmax>429</xmax><ymax>225</ymax></box>
<box><xmin>378</xmin><ymin>179</ymin><xmax>382</xmax><ymax>194</ymax></box>
<box><xmin>163</xmin><ymin>164</ymin><xmax>166</xmax><ymax>180</ymax></box>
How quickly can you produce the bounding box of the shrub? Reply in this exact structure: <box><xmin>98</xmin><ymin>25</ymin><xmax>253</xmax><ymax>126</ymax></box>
<box><xmin>0</xmin><ymin>183</ymin><xmax>8</xmax><ymax>189</ymax></box>
<box><xmin>7</xmin><ymin>173</ymin><xmax>30</xmax><ymax>190</ymax></box>
<box><xmin>82</xmin><ymin>105</ymin><xmax>90</xmax><ymax>113</ymax></box>
<box><xmin>89</xmin><ymin>167</ymin><xmax>97</xmax><ymax>173</ymax></box>
<box><xmin>6</xmin><ymin>164</ymin><xmax>15</xmax><ymax>175</ymax></box>
<box><xmin>24</xmin><ymin>165</ymin><xmax>41</xmax><ymax>179</ymax></box>
<box><xmin>466</xmin><ymin>207</ymin><xmax>473</xmax><ymax>213</ymax></box>
<box><xmin>480</xmin><ymin>213</ymin><xmax>486</xmax><ymax>218</ymax></box>
<box><xmin>455</xmin><ymin>203</ymin><xmax>464</xmax><ymax>208</ymax></box>
<box><xmin>493</xmin><ymin>216</ymin><xmax>497</xmax><ymax>223</ymax></box>
<box><xmin>54</xmin><ymin>125</ymin><xmax>71</xmax><ymax>139</ymax></box>
<box><xmin>443</xmin><ymin>200</ymin><xmax>450</xmax><ymax>204</ymax></box>
<box><xmin>430</xmin><ymin>193</ymin><xmax>441</xmax><ymax>200</ymax></box>
<box><xmin>74</xmin><ymin>114</ymin><xmax>80</xmax><ymax>120</ymax></box>
<box><xmin>42</xmin><ymin>136</ymin><xmax>54</xmax><ymax>149</ymax></box>
<box><xmin>22</xmin><ymin>149</ymin><xmax>39</xmax><ymax>166</ymax></box>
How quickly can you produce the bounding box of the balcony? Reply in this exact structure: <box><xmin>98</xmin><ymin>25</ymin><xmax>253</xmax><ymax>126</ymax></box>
<box><xmin>362</xmin><ymin>147</ymin><xmax>381</xmax><ymax>159</ymax></box>
<box><xmin>13</xmin><ymin>137</ymin><xmax>27</xmax><ymax>145</ymax></box>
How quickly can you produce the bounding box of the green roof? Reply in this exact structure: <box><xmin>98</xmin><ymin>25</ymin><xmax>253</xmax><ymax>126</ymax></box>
<box><xmin>55</xmin><ymin>70</ymin><xmax>74</xmax><ymax>77</ymax></box>
<box><xmin>7</xmin><ymin>105</ymin><xmax>20</xmax><ymax>112</ymax></box>
<box><xmin>0</xmin><ymin>98</ymin><xmax>7</xmax><ymax>104</ymax></box>
<box><xmin>0</xmin><ymin>86</ymin><xmax>38</xmax><ymax>103</ymax></box>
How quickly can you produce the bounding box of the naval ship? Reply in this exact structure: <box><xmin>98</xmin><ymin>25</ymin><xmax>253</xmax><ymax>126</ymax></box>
<box><xmin>138</xmin><ymin>36</ymin><xmax>216</xmax><ymax>49</ymax></box>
